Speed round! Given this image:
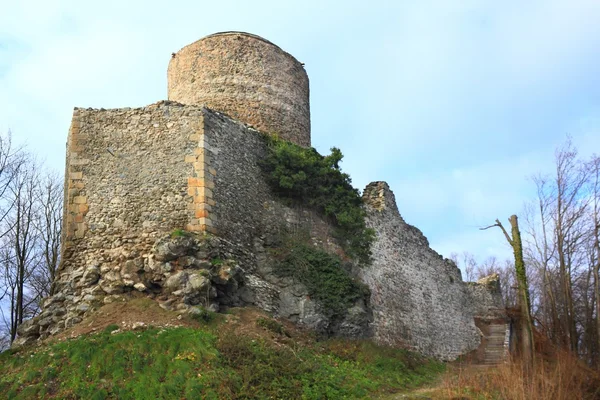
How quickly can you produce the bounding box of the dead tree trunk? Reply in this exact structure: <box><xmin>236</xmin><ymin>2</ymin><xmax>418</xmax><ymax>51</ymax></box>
<box><xmin>483</xmin><ymin>215</ymin><xmax>535</xmax><ymax>373</ymax></box>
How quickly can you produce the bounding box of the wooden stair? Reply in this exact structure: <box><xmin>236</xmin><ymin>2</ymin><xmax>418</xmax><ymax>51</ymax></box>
<box><xmin>483</xmin><ymin>323</ymin><xmax>508</xmax><ymax>365</ymax></box>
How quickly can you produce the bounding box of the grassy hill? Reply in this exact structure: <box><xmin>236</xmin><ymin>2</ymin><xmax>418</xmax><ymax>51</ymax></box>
<box><xmin>0</xmin><ymin>299</ymin><xmax>444</xmax><ymax>399</ymax></box>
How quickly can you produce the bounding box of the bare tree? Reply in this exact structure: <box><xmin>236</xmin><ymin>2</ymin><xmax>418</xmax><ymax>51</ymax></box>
<box><xmin>523</xmin><ymin>176</ymin><xmax>562</xmax><ymax>342</ymax></box>
<box><xmin>483</xmin><ymin>216</ymin><xmax>535</xmax><ymax>373</ymax></box>
<box><xmin>552</xmin><ymin>139</ymin><xmax>589</xmax><ymax>353</ymax></box>
<box><xmin>2</xmin><ymin>162</ymin><xmax>41</xmax><ymax>342</ymax></box>
<box><xmin>0</xmin><ymin>132</ymin><xmax>25</xmax><ymax>238</ymax></box>
<box><xmin>32</xmin><ymin>173</ymin><xmax>62</xmax><ymax>298</ymax></box>
<box><xmin>588</xmin><ymin>154</ymin><xmax>600</xmax><ymax>364</ymax></box>
<box><xmin>450</xmin><ymin>251</ymin><xmax>478</xmax><ymax>281</ymax></box>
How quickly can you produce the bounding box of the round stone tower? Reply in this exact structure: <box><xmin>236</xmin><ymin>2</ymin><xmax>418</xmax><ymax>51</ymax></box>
<box><xmin>168</xmin><ymin>32</ymin><xmax>310</xmax><ymax>147</ymax></box>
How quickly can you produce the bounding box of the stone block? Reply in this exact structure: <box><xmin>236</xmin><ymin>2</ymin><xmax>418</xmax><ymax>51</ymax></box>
<box><xmin>73</xmin><ymin>196</ymin><xmax>87</xmax><ymax>204</ymax></box>
<box><xmin>193</xmin><ymin>179</ymin><xmax>214</xmax><ymax>189</ymax></box>
<box><xmin>193</xmin><ymin>147</ymin><xmax>211</xmax><ymax>156</ymax></box>
<box><xmin>198</xmin><ymin>217</ymin><xmax>214</xmax><ymax>227</ymax></box>
<box><xmin>205</xmin><ymin>225</ymin><xmax>218</xmax><ymax>234</ymax></box>
<box><xmin>185</xmin><ymin>224</ymin><xmax>202</xmax><ymax>232</ymax></box>
<box><xmin>195</xmin><ymin>209</ymin><xmax>209</xmax><ymax>218</ymax></box>
<box><xmin>195</xmin><ymin>187</ymin><xmax>213</xmax><ymax>199</ymax></box>
<box><xmin>192</xmin><ymin>168</ymin><xmax>214</xmax><ymax>180</ymax></box>
<box><xmin>188</xmin><ymin>177</ymin><xmax>201</xmax><ymax>187</ymax></box>
<box><xmin>71</xmin><ymin>158</ymin><xmax>91</xmax><ymax>166</ymax></box>
<box><xmin>195</xmin><ymin>203</ymin><xmax>212</xmax><ymax>211</ymax></box>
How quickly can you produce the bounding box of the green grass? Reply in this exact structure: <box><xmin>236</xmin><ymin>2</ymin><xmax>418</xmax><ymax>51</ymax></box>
<box><xmin>0</xmin><ymin>325</ymin><xmax>444</xmax><ymax>399</ymax></box>
<box><xmin>169</xmin><ymin>228</ymin><xmax>190</xmax><ymax>238</ymax></box>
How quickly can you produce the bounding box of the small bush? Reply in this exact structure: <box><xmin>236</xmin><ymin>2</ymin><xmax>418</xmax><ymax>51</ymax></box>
<box><xmin>189</xmin><ymin>306</ymin><xmax>216</xmax><ymax>324</ymax></box>
<box><xmin>260</xmin><ymin>137</ymin><xmax>374</xmax><ymax>263</ymax></box>
<box><xmin>275</xmin><ymin>243</ymin><xmax>369</xmax><ymax>320</ymax></box>
<box><xmin>103</xmin><ymin>324</ymin><xmax>120</xmax><ymax>333</ymax></box>
<box><xmin>256</xmin><ymin>317</ymin><xmax>287</xmax><ymax>336</ymax></box>
<box><xmin>170</xmin><ymin>229</ymin><xmax>190</xmax><ymax>238</ymax></box>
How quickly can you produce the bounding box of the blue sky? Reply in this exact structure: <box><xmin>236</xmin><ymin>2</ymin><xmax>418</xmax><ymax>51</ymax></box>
<box><xmin>1</xmin><ymin>0</ymin><xmax>599</xmax><ymax>268</ymax></box>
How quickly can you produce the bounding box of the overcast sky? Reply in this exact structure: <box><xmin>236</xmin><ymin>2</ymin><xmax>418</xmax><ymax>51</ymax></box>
<box><xmin>1</xmin><ymin>0</ymin><xmax>599</xmax><ymax>268</ymax></box>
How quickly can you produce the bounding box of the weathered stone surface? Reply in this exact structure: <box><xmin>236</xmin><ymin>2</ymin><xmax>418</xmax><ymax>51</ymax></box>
<box><xmin>82</xmin><ymin>265</ymin><xmax>100</xmax><ymax>286</ymax></box>
<box><xmin>17</xmin><ymin>36</ymin><xmax>506</xmax><ymax>361</ymax></box>
<box><xmin>154</xmin><ymin>236</ymin><xmax>198</xmax><ymax>262</ymax></box>
<box><xmin>133</xmin><ymin>282</ymin><xmax>147</xmax><ymax>292</ymax></box>
<box><xmin>360</xmin><ymin>182</ymin><xmax>481</xmax><ymax>361</ymax></box>
<box><xmin>168</xmin><ymin>32</ymin><xmax>310</xmax><ymax>147</ymax></box>
<box><xmin>164</xmin><ymin>271</ymin><xmax>187</xmax><ymax>292</ymax></box>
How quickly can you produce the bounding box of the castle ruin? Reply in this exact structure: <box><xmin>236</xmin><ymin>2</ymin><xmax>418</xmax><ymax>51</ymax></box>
<box><xmin>16</xmin><ymin>32</ymin><xmax>508</xmax><ymax>362</ymax></box>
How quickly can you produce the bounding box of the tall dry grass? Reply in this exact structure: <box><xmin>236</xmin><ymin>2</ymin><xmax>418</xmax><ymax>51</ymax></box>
<box><xmin>441</xmin><ymin>352</ymin><xmax>600</xmax><ymax>400</ymax></box>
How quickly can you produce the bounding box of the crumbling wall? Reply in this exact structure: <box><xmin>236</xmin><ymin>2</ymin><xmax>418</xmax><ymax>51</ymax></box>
<box><xmin>15</xmin><ymin>105</ymin><xmax>368</xmax><ymax>346</ymax></box>
<box><xmin>17</xmin><ymin>105</ymin><xmax>504</xmax><ymax>361</ymax></box>
<box><xmin>466</xmin><ymin>275</ymin><xmax>510</xmax><ymax>364</ymax></box>
<box><xmin>198</xmin><ymin>108</ymin><xmax>370</xmax><ymax>335</ymax></box>
<box><xmin>360</xmin><ymin>182</ymin><xmax>481</xmax><ymax>360</ymax></box>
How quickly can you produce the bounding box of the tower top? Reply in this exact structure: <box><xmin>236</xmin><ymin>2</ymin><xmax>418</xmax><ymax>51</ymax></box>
<box><xmin>168</xmin><ymin>32</ymin><xmax>311</xmax><ymax>146</ymax></box>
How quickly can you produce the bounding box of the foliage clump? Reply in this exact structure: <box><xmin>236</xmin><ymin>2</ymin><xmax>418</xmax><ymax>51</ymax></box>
<box><xmin>256</xmin><ymin>317</ymin><xmax>287</xmax><ymax>336</ymax></box>
<box><xmin>188</xmin><ymin>306</ymin><xmax>216</xmax><ymax>324</ymax></box>
<box><xmin>275</xmin><ymin>243</ymin><xmax>369</xmax><ymax>320</ymax></box>
<box><xmin>260</xmin><ymin>137</ymin><xmax>374</xmax><ymax>262</ymax></box>
<box><xmin>170</xmin><ymin>228</ymin><xmax>190</xmax><ymax>238</ymax></box>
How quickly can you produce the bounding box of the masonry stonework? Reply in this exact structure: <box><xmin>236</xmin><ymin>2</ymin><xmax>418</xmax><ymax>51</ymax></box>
<box><xmin>168</xmin><ymin>32</ymin><xmax>310</xmax><ymax>147</ymax></box>
<box><xmin>16</xmin><ymin>33</ymin><xmax>507</xmax><ymax>362</ymax></box>
<box><xmin>361</xmin><ymin>182</ymin><xmax>481</xmax><ymax>360</ymax></box>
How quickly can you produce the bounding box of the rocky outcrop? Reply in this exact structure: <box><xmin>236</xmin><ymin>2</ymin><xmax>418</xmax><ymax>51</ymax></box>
<box><xmin>15</xmin><ymin>232</ymin><xmax>371</xmax><ymax>346</ymax></box>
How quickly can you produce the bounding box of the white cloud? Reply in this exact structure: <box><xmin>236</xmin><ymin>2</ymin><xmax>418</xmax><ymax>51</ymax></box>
<box><xmin>1</xmin><ymin>0</ymin><xmax>599</xmax><ymax>265</ymax></box>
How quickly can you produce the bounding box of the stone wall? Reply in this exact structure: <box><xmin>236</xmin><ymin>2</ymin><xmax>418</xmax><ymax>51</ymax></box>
<box><xmin>15</xmin><ymin>31</ymin><xmax>509</xmax><ymax>359</ymax></box>
<box><xmin>360</xmin><ymin>182</ymin><xmax>481</xmax><ymax>361</ymax></box>
<box><xmin>63</xmin><ymin>102</ymin><xmax>201</xmax><ymax>249</ymax></box>
<box><xmin>168</xmin><ymin>32</ymin><xmax>310</xmax><ymax>147</ymax></box>
<box><xmin>16</xmin><ymin>104</ymin><xmax>368</xmax><ymax>345</ymax></box>
<box><xmin>18</xmin><ymin>104</ymin><xmax>504</xmax><ymax>361</ymax></box>
<box><xmin>199</xmin><ymin>108</ymin><xmax>370</xmax><ymax>336</ymax></box>
<box><xmin>466</xmin><ymin>275</ymin><xmax>510</xmax><ymax>364</ymax></box>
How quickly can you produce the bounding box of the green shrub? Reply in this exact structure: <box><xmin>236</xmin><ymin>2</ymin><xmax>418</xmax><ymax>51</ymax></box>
<box><xmin>260</xmin><ymin>137</ymin><xmax>374</xmax><ymax>263</ymax></box>
<box><xmin>189</xmin><ymin>306</ymin><xmax>216</xmax><ymax>324</ymax></box>
<box><xmin>170</xmin><ymin>229</ymin><xmax>190</xmax><ymax>238</ymax></box>
<box><xmin>256</xmin><ymin>317</ymin><xmax>287</xmax><ymax>336</ymax></box>
<box><xmin>103</xmin><ymin>324</ymin><xmax>120</xmax><ymax>333</ymax></box>
<box><xmin>275</xmin><ymin>243</ymin><xmax>369</xmax><ymax>320</ymax></box>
